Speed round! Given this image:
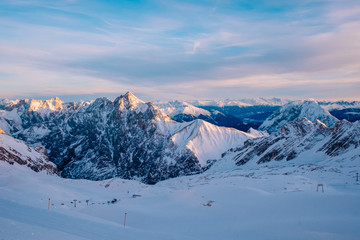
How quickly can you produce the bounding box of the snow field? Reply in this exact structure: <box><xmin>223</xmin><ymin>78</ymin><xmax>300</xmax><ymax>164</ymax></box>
<box><xmin>1</xmin><ymin>161</ymin><xmax>360</xmax><ymax>240</ymax></box>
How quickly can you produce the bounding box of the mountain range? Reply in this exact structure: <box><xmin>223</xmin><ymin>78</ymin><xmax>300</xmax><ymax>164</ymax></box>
<box><xmin>155</xmin><ymin>98</ymin><xmax>360</xmax><ymax>132</ymax></box>
<box><xmin>221</xmin><ymin>118</ymin><xmax>360</xmax><ymax>169</ymax></box>
<box><xmin>0</xmin><ymin>92</ymin><xmax>259</xmax><ymax>184</ymax></box>
<box><xmin>1</xmin><ymin>93</ymin><xmax>359</xmax><ymax>184</ymax></box>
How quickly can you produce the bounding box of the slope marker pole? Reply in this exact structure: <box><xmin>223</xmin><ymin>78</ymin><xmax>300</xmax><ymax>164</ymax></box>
<box><xmin>48</xmin><ymin>198</ymin><xmax>51</xmax><ymax>210</ymax></box>
<box><xmin>124</xmin><ymin>213</ymin><xmax>127</xmax><ymax>228</ymax></box>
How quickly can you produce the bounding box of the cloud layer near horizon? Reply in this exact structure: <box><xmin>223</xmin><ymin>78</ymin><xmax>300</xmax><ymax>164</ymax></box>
<box><xmin>0</xmin><ymin>0</ymin><xmax>359</xmax><ymax>101</ymax></box>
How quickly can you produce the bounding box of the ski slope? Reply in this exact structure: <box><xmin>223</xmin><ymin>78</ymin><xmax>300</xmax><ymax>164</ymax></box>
<box><xmin>0</xmin><ymin>161</ymin><xmax>359</xmax><ymax>240</ymax></box>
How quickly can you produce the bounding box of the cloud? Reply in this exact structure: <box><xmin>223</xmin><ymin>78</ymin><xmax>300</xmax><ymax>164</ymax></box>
<box><xmin>190</xmin><ymin>41</ymin><xmax>201</xmax><ymax>54</ymax></box>
<box><xmin>0</xmin><ymin>0</ymin><xmax>359</xmax><ymax>101</ymax></box>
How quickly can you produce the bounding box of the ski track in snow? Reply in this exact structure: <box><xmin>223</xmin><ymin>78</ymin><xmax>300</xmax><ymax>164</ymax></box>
<box><xmin>1</xmin><ymin>161</ymin><xmax>360</xmax><ymax>240</ymax></box>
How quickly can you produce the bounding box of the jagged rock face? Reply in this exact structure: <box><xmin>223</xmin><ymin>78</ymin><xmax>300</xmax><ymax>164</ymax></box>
<box><xmin>1</xmin><ymin>92</ymin><xmax>256</xmax><ymax>184</ymax></box>
<box><xmin>29</xmin><ymin>94</ymin><xmax>200</xmax><ymax>183</ymax></box>
<box><xmin>259</xmin><ymin>100</ymin><xmax>338</xmax><ymax>134</ymax></box>
<box><xmin>320</xmin><ymin>120</ymin><xmax>360</xmax><ymax>156</ymax></box>
<box><xmin>0</xmin><ymin>132</ymin><xmax>57</xmax><ymax>174</ymax></box>
<box><xmin>223</xmin><ymin>118</ymin><xmax>360</xmax><ymax>166</ymax></box>
<box><xmin>52</xmin><ymin>96</ymin><xmax>202</xmax><ymax>184</ymax></box>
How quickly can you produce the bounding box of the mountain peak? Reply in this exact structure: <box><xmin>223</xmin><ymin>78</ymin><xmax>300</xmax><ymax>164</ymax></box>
<box><xmin>124</xmin><ymin>91</ymin><xmax>134</xmax><ymax>97</ymax></box>
<box><xmin>259</xmin><ymin>100</ymin><xmax>338</xmax><ymax>134</ymax></box>
<box><xmin>122</xmin><ymin>91</ymin><xmax>140</xmax><ymax>102</ymax></box>
<box><xmin>114</xmin><ymin>92</ymin><xmax>145</xmax><ymax>111</ymax></box>
<box><xmin>121</xmin><ymin>92</ymin><xmax>142</xmax><ymax>103</ymax></box>
<box><xmin>28</xmin><ymin>97</ymin><xmax>64</xmax><ymax>113</ymax></box>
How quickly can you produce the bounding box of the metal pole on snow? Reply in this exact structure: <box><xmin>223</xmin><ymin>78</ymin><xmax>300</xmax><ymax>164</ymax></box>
<box><xmin>124</xmin><ymin>213</ymin><xmax>127</xmax><ymax>228</ymax></box>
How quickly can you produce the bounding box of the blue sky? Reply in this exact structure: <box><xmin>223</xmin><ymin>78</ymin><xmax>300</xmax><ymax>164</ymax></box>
<box><xmin>0</xmin><ymin>0</ymin><xmax>359</xmax><ymax>101</ymax></box>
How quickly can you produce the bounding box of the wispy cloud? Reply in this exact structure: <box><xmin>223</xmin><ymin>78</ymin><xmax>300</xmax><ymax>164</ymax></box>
<box><xmin>0</xmin><ymin>0</ymin><xmax>359</xmax><ymax>100</ymax></box>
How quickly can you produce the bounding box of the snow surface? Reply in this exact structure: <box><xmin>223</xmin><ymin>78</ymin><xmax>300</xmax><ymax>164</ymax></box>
<box><xmin>1</xmin><ymin>159</ymin><xmax>359</xmax><ymax>240</ymax></box>
<box><xmin>0</xmin><ymin>133</ymin><xmax>56</xmax><ymax>174</ymax></box>
<box><xmin>0</xmin><ymin>134</ymin><xmax>46</xmax><ymax>163</ymax></box>
<box><xmin>170</xmin><ymin>120</ymin><xmax>256</xmax><ymax>166</ymax></box>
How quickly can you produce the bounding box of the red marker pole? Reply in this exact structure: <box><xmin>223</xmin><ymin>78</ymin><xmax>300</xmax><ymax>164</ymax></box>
<box><xmin>48</xmin><ymin>198</ymin><xmax>51</xmax><ymax>210</ymax></box>
<box><xmin>124</xmin><ymin>213</ymin><xmax>127</xmax><ymax>228</ymax></box>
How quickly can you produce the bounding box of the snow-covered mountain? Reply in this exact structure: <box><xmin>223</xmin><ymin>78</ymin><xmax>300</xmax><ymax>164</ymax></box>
<box><xmin>150</xmin><ymin>99</ymin><xmax>360</xmax><ymax>133</ymax></box>
<box><xmin>259</xmin><ymin>100</ymin><xmax>338</xmax><ymax>134</ymax></box>
<box><xmin>0</xmin><ymin>129</ymin><xmax>57</xmax><ymax>174</ymax></box>
<box><xmin>156</xmin><ymin>100</ymin><xmax>251</xmax><ymax>131</ymax></box>
<box><xmin>0</xmin><ymin>92</ymin><xmax>258</xmax><ymax>184</ymax></box>
<box><xmin>170</xmin><ymin>119</ymin><xmax>255</xmax><ymax>166</ymax></box>
<box><xmin>156</xmin><ymin>101</ymin><xmax>211</xmax><ymax>118</ymax></box>
<box><xmin>221</xmin><ymin>118</ymin><xmax>360</xmax><ymax>167</ymax></box>
<box><xmin>319</xmin><ymin>100</ymin><xmax>360</xmax><ymax>111</ymax></box>
<box><xmin>156</xmin><ymin>100</ymin><xmax>275</xmax><ymax>132</ymax></box>
<box><xmin>188</xmin><ymin>97</ymin><xmax>292</xmax><ymax>107</ymax></box>
<box><xmin>1</xmin><ymin>95</ymin><xmax>360</xmax><ymax>240</ymax></box>
<box><xmin>158</xmin><ymin>98</ymin><xmax>289</xmax><ymax>132</ymax></box>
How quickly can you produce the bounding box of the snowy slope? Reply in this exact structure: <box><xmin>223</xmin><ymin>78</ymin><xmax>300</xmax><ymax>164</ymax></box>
<box><xmin>259</xmin><ymin>100</ymin><xmax>338</xmax><ymax>134</ymax></box>
<box><xmin>0</xmin><ymin>131</ymin><xmax>57</xmax><ymax>174</ymax></box>
<box><xmin>170</xmin><ymin>120</ymin><xmax>257</xmax><ymax>166</ymax></box>
<box><xmin>1</xmin><ymin>156</ymin><xmax>360</xmax><ymax>240</ymax></box>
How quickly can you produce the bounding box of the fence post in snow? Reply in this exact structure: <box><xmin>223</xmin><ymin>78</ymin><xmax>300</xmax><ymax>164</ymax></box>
<box><xmin>124</xmin><ymin>213</ymin><xmax>127</xmax><ymax>228</ymax></box>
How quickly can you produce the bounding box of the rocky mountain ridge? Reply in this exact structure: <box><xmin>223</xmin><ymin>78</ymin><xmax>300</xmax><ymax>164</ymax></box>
<box><xmin>1</xmin><ymin>93</ymin><xmax>359</xmax><ymax>183</ymax></box>
<box><xmin>0</xmin><ymin>92</ymin><xmax>258</xmax><ymax>184</ymax></box>
<box><xmin>221</xmin><ymin>118</ymin><xmax>360</xmax><ymax>167</ymax></box>
<box><xmin>0</xmin><ymin>129</ymin><xmax>57</xmax><ymax>174</ymax></box>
